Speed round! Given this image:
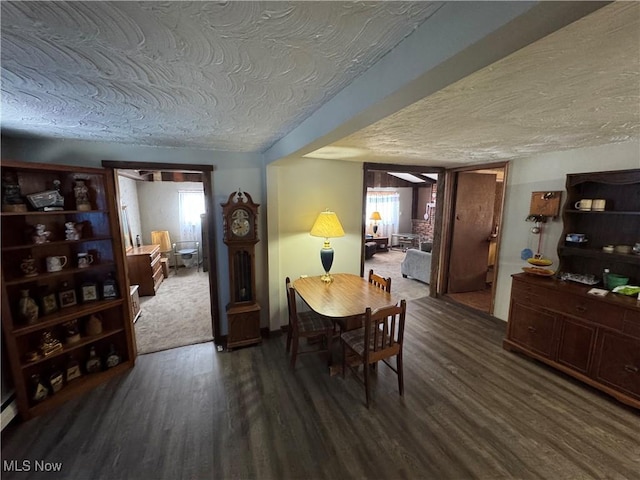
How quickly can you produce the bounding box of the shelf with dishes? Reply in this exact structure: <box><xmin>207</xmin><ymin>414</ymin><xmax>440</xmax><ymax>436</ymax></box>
<box><xmin>565</xmin><ymin>209</ymin><xmax>640</xmax><ymax>216</ymax></box>
<box><xmin>559</xmin><ymin>246</ymin><xmax>640</xmax><ymax>263</ymax></box>
<box><xmin>1</xmin><ymin>236</ymin><xmax>112</xmax><ymax>252</ymax></box>
<box><xmin>1</xmin><ymin>209</ymin><xmax>108</xmax><ymax>217</ymax></box>
<box><xmin>3</xmin><ymin>261</ymin><xmax>116</xmax><ymax>286</ymax></box>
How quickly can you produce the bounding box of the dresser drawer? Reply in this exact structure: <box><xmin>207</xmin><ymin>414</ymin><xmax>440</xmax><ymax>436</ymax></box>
<box><xmin>593</xmin><ymin>331</ymin><xmax>640</xmax><ymax>399</ymax></box>
<box><xmin>563</xmin><ymin>296</ymin><xmax>625</xmax><ymax>331</ymax></box>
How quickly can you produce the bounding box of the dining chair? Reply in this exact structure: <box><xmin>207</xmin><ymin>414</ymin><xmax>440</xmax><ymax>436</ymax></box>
<box><xmin>368</xmin><ymin>269</ymin><xmax>392</xmax><ymax>293</ymax></box>
<box><xmin>341</xmin><ymin>299</ymin><xmax>406</xmax><ymax>408</ymax></box>
<box><xmin>285</xmin><ymin>277</ymin><xmax>334</xmax><ymax>369</ymax></box>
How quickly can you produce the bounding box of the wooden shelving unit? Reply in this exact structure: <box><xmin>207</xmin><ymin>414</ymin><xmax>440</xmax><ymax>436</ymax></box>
<box><xmin>1</xmin><ymin>160</ymin><xmax>136</xmax><ymax>420</ymax></box>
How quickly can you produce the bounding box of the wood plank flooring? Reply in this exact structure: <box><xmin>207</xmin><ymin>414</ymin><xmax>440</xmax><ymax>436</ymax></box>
<box><xmin>2</xmin><ymin>296</ymin><xmax>639</xmax><ymax>479</ymax></box>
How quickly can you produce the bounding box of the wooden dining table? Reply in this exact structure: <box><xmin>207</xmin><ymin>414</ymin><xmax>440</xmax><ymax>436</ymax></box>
<box><xmin>293</xmin><ymin>273</ymin><xmax>398</xmax><ymax>331</ymax></box>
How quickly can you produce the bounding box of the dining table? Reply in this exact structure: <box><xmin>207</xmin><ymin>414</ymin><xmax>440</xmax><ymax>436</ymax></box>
<box><xmin>293</xmin><ymin>273</ymin><xmax>398</xmax><ymax>332</ymax></box>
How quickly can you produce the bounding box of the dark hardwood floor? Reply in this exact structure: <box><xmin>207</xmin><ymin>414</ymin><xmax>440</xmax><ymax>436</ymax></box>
<box><xmin>2</xmin><ymin>296</ymin><xmax>639</xmax><ymax>479</ymax></box>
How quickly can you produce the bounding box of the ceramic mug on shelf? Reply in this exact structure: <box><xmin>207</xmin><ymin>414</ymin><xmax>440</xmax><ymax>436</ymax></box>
<box><xmin>592</xmin><ymin>199</ymin><xmax>606</xmax><ymax>211</ymax></box>
<box><xmin>574</xmin><ymin>199</ymin><xmax>592</xmax><ymax>211</ymax></box>
<box><xmin>566</xmin><ymin>233</ymin><xmax>586</xmax><ymax>243</ymax></box>
<box><xmin>45</xmin><ymin>255</ymin><xmax>67</xmax><ymax>272</ymax></box>
<box><xmin>77</xmin><ymin>253</ymin><xmax>94</xmax><ymax>268</ymax></box>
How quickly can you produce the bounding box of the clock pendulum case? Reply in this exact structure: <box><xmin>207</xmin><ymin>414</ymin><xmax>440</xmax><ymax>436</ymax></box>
<box><xmin>221</xmin><ymin>190</ymin><xmax>262</xmax><ymax>349</ymax></box>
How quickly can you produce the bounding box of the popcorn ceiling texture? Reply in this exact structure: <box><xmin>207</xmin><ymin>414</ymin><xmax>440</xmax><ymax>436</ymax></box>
<box><xmin>0</xmin><ymin>1</ymin><xmax>440</xmax><ymax>151</ymax></box>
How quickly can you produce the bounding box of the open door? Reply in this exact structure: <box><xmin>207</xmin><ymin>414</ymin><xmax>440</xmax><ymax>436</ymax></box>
<box><xmin>448</xmin><ymin>172</ymin><xmax>496</xmax><ymax>293</ymax></box>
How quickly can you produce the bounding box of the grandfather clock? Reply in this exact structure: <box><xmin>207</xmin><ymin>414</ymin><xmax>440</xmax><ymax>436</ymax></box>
<box><xmin>221</xmin><ymin>190</ymin><xmax>262</xmax><ymax>349</ymax></box>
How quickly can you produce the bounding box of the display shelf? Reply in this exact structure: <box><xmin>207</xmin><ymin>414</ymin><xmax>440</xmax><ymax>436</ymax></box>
<box><xmin>1</xmin><ymin>159</ymin><xmax>136</xmax><ymax>420</ymax></box>
<box><xmin>13</xmin><ymin>299</ymin><xmax>124</xmax><ymax>336</ymax></box>
<box><xmin>1</xmin><ymin>209</ymin><xmax>108</xmax><ymax>217</ymax></box>
<box><xmin>565</xmin><ymin>209</ymin><xmax>640</xmax><ymax>216</ymax></box>
<box><xmin>20</xmin><ymin>328</ymin><xmax>125</xmax><ymax>369</ymax></box>
<box><xmin>3</xmin><ymin>261</ymin><xmax>116</xmax><ymax>285</ymax></box>
<box><xmin>25</xmin><ymin>362</ymin><xmax>131</xmax><ymax>420</ymax></box>
<box><xmin>559</xmin><ymin>246</ymin><xmax>640</xmax><ymax>264</ymax></box>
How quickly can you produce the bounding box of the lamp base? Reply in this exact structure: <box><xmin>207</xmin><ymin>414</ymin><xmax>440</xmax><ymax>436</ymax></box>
<box><xmin>320</xmin><ymin>272</ymin><xmax>333</xmax><ymax>283</ymax></box>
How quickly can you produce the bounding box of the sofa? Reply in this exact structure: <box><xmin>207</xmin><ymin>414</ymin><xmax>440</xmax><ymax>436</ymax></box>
<box><xmin>401</xmin><ymin>242</ymin><xmax>432</xmax><ymax>284</ymax></box>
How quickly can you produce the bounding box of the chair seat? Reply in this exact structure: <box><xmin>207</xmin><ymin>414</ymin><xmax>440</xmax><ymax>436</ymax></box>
<box><xmin>298</xmin><ymin>310</ymin><xmax>333</xmax><ymax>334</ymax></box>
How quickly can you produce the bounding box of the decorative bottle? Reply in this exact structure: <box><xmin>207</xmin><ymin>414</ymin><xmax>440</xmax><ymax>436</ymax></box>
<box><xmin>18</xmin><ymin>289</ymin><xmax>39</xmax><ymax>325</ymax></box>
<box><xmin>603</xmin><ymin>268</ymin><xmax>610</xmax><ymax>290</ymax></box>
<box><xmin>85</xmin><ymin>346</ymin><xmax>102</xmax><ymax>373</ymax></box>
<box><xmin>105</xmin><ymin>344</ymin><xmax>121</xmax><ymax>369</ymax></box>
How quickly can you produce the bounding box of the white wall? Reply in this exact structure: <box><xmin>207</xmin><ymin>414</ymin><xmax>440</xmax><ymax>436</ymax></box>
<box><xmin>494</xmin><ymin>141</ymin><xmax>640</xmax><ymax>321</ymax></box>
<box><xmin>267</xmin><ymin>157</ymin><xmax>363</xmax><ymax>331</ymax></box>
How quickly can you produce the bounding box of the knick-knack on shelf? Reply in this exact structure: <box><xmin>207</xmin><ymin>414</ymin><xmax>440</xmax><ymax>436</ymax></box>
<box><xmin>85</xmin><ymin>346</ymin><xmax>102</xmax><ymax>373</ymax></box>
<box><xmin>74</xmin><ymin>179</ymin><xmax>91</xmax><ymax>211</ymax></box>
<box><xmin>66</xmin><ymin>356</ymin><xmax>82</xmax><ymax>382</ymax></box>
<box><xmin>105</xmin><ymin>344</ymin><xmax>121</xmax><ymax>369</ymax></box>
<box><xmin>48</xmin><ymin>366</ymin><xmax>64</xmax><ymax>394</ymax></box>
<box><xmin>18</xmin><ymin>289</ymin><xmax>39</xmax><ymax>325</ymax></box>
<box><xmin>31</xmin><ymin>374</ymin><xmax>48</xmax><ymax>403</ymax></box>
<box><xmin>86</xmin><ymin>314</ymin><xmax>103</xmax><ymax>336</ymax></box>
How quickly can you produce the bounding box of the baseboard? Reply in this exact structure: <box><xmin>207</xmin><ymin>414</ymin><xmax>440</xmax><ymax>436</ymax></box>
<box><xmin>1</xmin><ymin>396</ymin><xmax>18</xmax><ymax>431</ymax></box>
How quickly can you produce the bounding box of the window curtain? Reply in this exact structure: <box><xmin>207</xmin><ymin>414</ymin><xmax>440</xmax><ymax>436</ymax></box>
<box><xmin>366</xmin><ymin>189</ymin><xmax>400</xmax><ymax>237</ymax></box>
<box><xmin>178</xmin><ymin>190</ymin><xmax>205</xmax><ymax>243</ymax></box>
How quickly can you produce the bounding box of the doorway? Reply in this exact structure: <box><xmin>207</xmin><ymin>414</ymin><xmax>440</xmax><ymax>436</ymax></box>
<box><xmin>442</xmin><ymin>164</ymin><xmax>507</xmax><ymax>314</ymax></box>
<box><xmin>101</xmin><ymin>161</ymin><xmax>219</xmax><ymax>348</ymax></box>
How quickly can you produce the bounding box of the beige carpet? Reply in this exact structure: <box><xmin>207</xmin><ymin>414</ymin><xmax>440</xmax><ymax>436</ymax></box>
<box><xmin>135</xmin><ymin>268</ymin><xmax>213</xmax><ymax>355</ymax></box>
<box><xmin>364</xmin><ymin>248</ymin><xmax>430</xmax><ymax>301</ymax></box>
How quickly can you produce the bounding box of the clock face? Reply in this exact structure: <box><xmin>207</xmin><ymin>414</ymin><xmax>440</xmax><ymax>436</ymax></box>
<box><xmin>230</xmin><ymin>209</ymin><xmax>251</xmax><ymax>237</ymax></box>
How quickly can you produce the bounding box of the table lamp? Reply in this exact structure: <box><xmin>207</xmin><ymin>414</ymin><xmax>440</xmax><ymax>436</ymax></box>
<box><xmin>370</xmin><ymin>211</ymin><xmax>382</xmax><ymax>236</ymax></box>
<box><xmin>310</xmin><ymin>210</ymin><xmax>345</xmax><ymax>283</ymax></box>
<box><xmin>151</xmin><ymin>230</ymin><xmax>172</xmax><ymax>256</ymax></box>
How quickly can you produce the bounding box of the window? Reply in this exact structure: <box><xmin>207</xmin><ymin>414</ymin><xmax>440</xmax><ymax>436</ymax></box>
<box><xmin>178</xmin><ymin>190</ymin><xmax>205</xmax><ymax>242</ymax></box>
<box><xmin>366</xmin><ymin>189</ymin><xmax>400</xmax><ymax>237</ymax></box>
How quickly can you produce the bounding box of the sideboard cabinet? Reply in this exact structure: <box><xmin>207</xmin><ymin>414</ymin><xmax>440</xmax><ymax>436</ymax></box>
<box><xmin>504</xmin><ymin>274</ymin><xmax>639</xmax><ymax>409</ymax></box>
<box><xmin>1</xmin><ymin>160</ymin><xmax>136</xmax><ymax>420</ymax></box>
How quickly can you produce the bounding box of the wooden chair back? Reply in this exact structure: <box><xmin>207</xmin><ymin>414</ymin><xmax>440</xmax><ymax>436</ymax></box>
<box><xmin>285</xmin><ymin>277</ymin><xmax>299</xmax><ymax>336</ymax></box>
<box><xmin>368</xmin><ymin>269</ymin><xmax>391</xmax><ymax>293</ymax></box>
<box><xmin>364</xmin><ymin>299</ymin><xmax>406</xmax><ymax>364</ymax></box>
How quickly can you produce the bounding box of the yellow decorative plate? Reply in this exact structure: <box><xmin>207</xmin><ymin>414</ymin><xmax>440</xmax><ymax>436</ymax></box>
<box><xmin>527</xmin><ymin>257</ymin><xmax>553</xmax><ymax>266</ymax></box>
<box><xmin>522</xmin><ymin>266</ymin><xmax>555</xmax><ymax>277</ymax></box>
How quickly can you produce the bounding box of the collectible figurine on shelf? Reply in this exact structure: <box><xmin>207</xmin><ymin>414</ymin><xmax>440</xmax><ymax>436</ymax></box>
<box><xmin>65</xmin><ymin>221</ymin><xmax>81</xmax><ymax>241</ymax></box>
<box><xmin>39</xmin><ymin>330</ymin><xmax>63</xmax><ymax>357</ymax></box>
<box><xmin>105</xmin><ymin>344</ymin><xmax>121</xmax><ymax>369</ymax></box>
<box><xmin>74</xmin><ymin>179</ymin><xmax>91</xmax><ymax>211</ymax></box>
<box><xmin>18</xmin><ymin>289</ymin><xmax>39</xmax><ymax>325</ymax></box>
<box><xmin>85</xmin><ymin>314</ymin><xmax>103</xmax><ymax>335</ymax></box>
<box><xmin>85</xmin><ymin>346</ymin><xmax>102</xmax><ymax>373</ymax></box>
<box><xmin>2</xmin><ymin>171</ymin><xmax>26</xmax><ymax>212</ymax></box>
<box><xmin>32</xmin><ymin>224</ymin><xmax>52</xmax><ymax>244</ymax></box>
<box><xmin>66</xmin><ymin>356</ymin><xmax>82</xmax><ymax>382</ymax></box>
<box><xmin>31</xmin><ymin>374</ymin><xmax>48</xmax><ymax>403</ymax></box>
<box><xmin>20</xmin><ymin>256</ymin><xmax>38</xmax><ymax>277</ymax></box>
<box><xmin>48</xmin><ymin>366</ymin><xmax>64</xmax><ymax>394</ymax></box>
<box><xmin>63</xmin><ymin>319</ymin><xmax>81</xmax><ymax>345</ymax></box>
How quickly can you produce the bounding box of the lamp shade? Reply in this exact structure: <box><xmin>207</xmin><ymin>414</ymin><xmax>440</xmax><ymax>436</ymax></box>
<box><xmin>151</xmin><ymin>230</ymin><xmax>172</xmax><ymax>253</ymax></box>
<box><xmin>370</xmin><ymin>211</ymin><xmax>382</xmax><ymax>221</ymax></box>
<box><xmin>310</xmin><ymin>210</ymin><xmax>345</xmax><ymax>239</ymax></box>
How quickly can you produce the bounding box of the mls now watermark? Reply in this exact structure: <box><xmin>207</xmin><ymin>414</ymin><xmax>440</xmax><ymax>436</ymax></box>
<box><xmin>3</xmin><ymin>459</ymin><xmax>63</xmax><ymax>472</ymax></box>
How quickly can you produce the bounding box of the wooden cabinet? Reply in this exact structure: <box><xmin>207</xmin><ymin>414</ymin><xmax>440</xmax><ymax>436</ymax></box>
<box><xmin>504</xmin><ymin>274</ymin><xmax>640</xmax><ymax>409</ymax></box>
<box><xmin>126</xmin><ymin>245</ymin><xmax>163</xmax><ymax>296</ymax></box>
<box><xmin>558</xmin><ymin>169</ymin><xmax>640</xmax><ymax>285</ymax></box>
<box><xmin>1</xmin><ymin>160</ymin><xmax>136</xmax><ymax>420</ymax></box>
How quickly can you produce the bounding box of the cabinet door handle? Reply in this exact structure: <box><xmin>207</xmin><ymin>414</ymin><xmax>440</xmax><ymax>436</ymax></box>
<box><xmin>527</xmin><ymin>326</ymin><xmax>537</xmax><ymax>333</ymax></box>
<box><xmin>624</xmin><ymin>365</ymin><xmax>639</xmax><ymax>374</ymax></box>
<box><xmin>575</xmin><ymin>305</ymin><xmax>587</xmax><ymax>313</ymax></box>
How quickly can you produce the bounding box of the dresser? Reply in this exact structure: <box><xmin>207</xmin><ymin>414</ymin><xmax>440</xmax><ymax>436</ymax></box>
<box><xmin>504</xmin><ymin>274</ymin><xmax>640</xmax><ymax>409</ymax></box>
<box><xmin>127</xmin><ymin>244</ymin><xmax>164</xmax><ymax>296</ymax></box>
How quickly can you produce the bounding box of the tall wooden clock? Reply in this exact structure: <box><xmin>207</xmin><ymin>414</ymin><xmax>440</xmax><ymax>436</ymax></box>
<box><xmin>221</xmin><ymin>190</ymin><xmax>261</xmax><ymax>350</ymax></box>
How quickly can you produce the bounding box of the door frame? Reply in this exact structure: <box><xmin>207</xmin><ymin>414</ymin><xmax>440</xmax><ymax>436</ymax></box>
<box><xmin>362</xmin><ymin>163</ymin><xmax>445</xmax><ymax>295</ymax></box>
<box><xmin>439</xmin><ymin>161</ymin><xmax>509</xmax><ymax>314</ymax></box>
<box><xmin>101</xmin><ymin>160</ymin><xmax>220</xmax><ymax>343</ymax></box>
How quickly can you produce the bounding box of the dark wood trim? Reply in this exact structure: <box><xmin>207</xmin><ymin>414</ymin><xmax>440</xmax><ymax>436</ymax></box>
<box><xmin>362</xmin><ymin>163</ymin><xmax>445</xmax><ymax>291</ymax></box>
<box><xmin>102</xmin><ymin>160</ymin><xmax>214</xmax><ymax>173</ymax></box>
<box><xmin>101</xmin><ymin>159</ymin><xmax>220</xmax><ymax>344</ymax></box>
<box><xmin>439</xmin><ymin>162</ymin><xmax>509</xmax><ymax>313</ymax></box>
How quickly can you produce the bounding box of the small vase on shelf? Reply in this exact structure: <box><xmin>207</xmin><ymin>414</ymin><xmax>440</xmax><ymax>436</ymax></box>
<box><xmin>18</xmin><ymin>289</ymin><xmax>39</xmax><ymax>325</ymax></box>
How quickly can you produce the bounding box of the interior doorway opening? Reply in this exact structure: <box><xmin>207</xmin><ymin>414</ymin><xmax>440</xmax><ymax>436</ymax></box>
<box><xmin>441</xmin><ymin>164</ymin><xmax>507</xmax><ymax>314</ymax></box>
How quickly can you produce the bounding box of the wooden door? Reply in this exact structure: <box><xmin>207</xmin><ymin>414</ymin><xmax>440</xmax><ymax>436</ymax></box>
<box><xmin>448</xmin><ymin>172</ymin><xmax>496</xmax><ymax>293</ymax></box>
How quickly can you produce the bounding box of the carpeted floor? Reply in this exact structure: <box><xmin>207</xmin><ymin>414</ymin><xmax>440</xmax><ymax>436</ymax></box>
<box><xmin>364</xmin><ymin>248</ymin><xmax>430</xmax><ymax>301</ymax></box>
<box><xmin>135</xmin><ymin>267</ymin><xmax>213</xmax><ymax>355</ymax></box>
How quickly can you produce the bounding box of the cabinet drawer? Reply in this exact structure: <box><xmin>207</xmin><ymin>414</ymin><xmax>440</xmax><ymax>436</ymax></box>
<box><xmin>508</xmin><ymin>302</ymin><xmax>558</xmax><ymax>358</ymax></box>
<box><xmin>593</xmin><ymin>331</ymin><xmax>640</xmax><ymax>399</ymax></box>
<box><xmin>623</xmin><ymin>309</ymin><xmax>640</xmax><ymax>339</ymax></box>
<box><xmin>565</xmin><ymin>297</ymin><xmax>625</xmax><ymax>331</ymax></box>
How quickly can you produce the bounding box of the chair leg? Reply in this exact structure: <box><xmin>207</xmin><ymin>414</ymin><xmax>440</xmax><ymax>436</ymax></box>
<box><xmin>397</xmin><ymin>352</ymin><xmax>404</xmax><ymax>396</ymax></box>
<box><xmin>326</xmin><ymin>329</ymin><xmax>332</xmax><ymax>366</ymax></box>
<box><xmin>290</xmin><ymin>336</ymin><xmax>299</xmax><ymax>369</ymax></box>
<box><xmin>364</xmin><ymin>360</ymin><xmax>370</xmax><ymax>409</ymax></box>
<box><xmin>342</xmin><ymin>341</ymin><xmax>347</xmax><ymax>379</ymax></box>
<box><xmin>286</xmin><ymin>325</ymin><xmax>292</xmax><ymax>353</ymax></box>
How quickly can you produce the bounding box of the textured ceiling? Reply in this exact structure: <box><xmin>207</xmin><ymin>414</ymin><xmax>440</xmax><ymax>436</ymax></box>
<box><xmin>1</xmin><ymin>2</ymin><xmax>639</xmax><ymax>167</ymax></box>
<box><xmin>310</xmin><ymin>1</ymin><xmax>640</xmax><ymax>166</ymax></box>
<box><xmin>0</xmin><ymin>1</ymin><xmax>440</xmax><ymax>151</ymax></box>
